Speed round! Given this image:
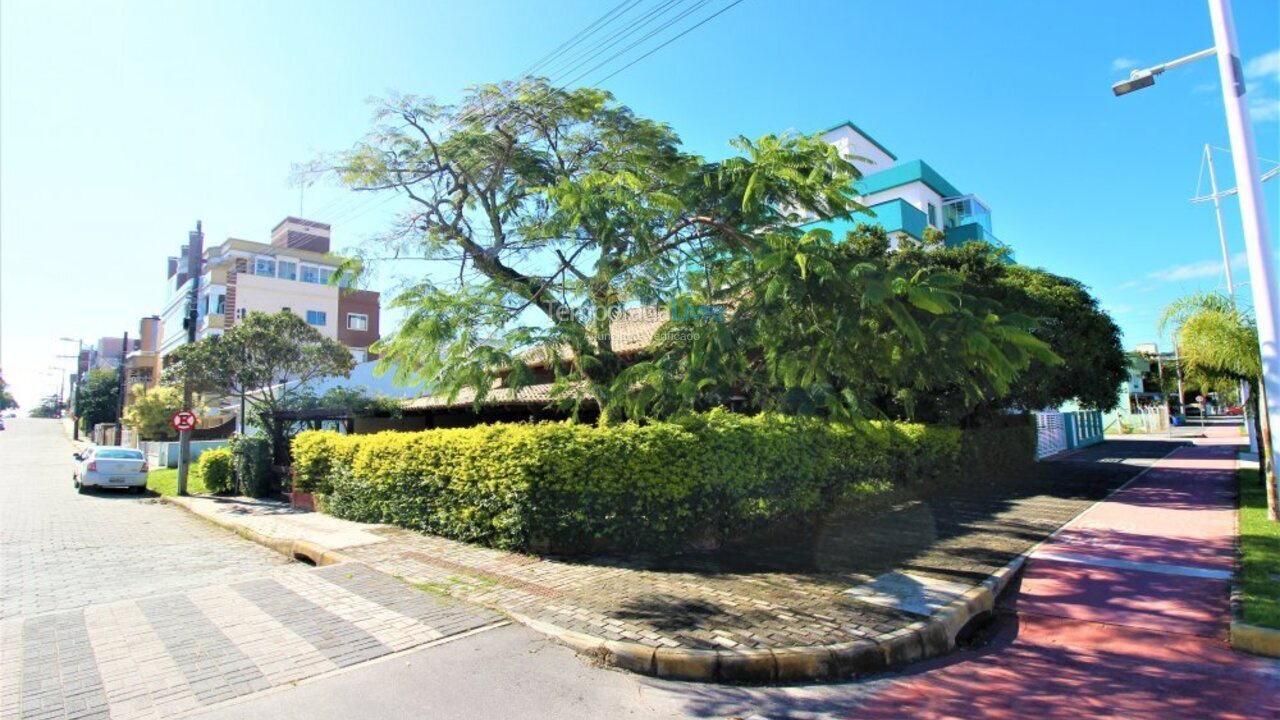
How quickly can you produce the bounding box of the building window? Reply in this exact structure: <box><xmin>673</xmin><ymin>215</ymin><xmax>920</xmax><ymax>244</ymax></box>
<box><xmin>277</xmin><ymin>260</ymin><xmax>297</xmax><ymax>281</ymax></box>
<box><xmin>305</xmin><ymin>310</ymin><xmax>327</xmax><ymax>326</ymax></box>
<box><xmin>214</xmin><ymin>295</ymin><xmax>226</xmax><ymax>315</ymax></box>
<box><xmin>927</xmin><ymin>202</ymin><xmax>938</xmax><ymax>228</ymax></box>
<box><xmin>236</xmin><ymin>308</ymin><xmax>247</xmax><ymax>320</ymax></box>
<box><xmin>254</xmin><ymin>257</ymin><xmax>276</xmax><ymax>277</ymax></box>
<box><xmin>350</xmin><ymin>348</ymin><xmax>367</xmax><ymax>363</ymax></box>
<box><xmin>318</xmin><ymin>268</ymin><xmax>333</xmax><ymax>285</ymax></box>
<box><xmin>301</xmin><ymin>265</ymin><xmax>320</xmax><ymax>284</ymax></box>
<box><xmin>346</xmin><ymin>313</ymin><xmax>369</xmax><ymax>331</ymax></box>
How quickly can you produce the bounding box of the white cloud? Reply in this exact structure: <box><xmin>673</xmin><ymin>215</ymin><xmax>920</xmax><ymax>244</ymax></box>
<box><xmin>1112</xmin><ymin>57</ymin><xmax>1140</xmax><ymax>72</ymax></box>
<box><xmin>1245</xmin><ymin>49</ymin><xmax>1280</xmax><ymax>82</ymax></box>
<box><xmin>1250</xmin><ymin>96</ymin><xmax>1280</xmax><ymax>123</ymax></box>
<box><xmin>1142</xmin><ymin>252</ymin><xmax>1246</xmax><ymax>284</ymax></box>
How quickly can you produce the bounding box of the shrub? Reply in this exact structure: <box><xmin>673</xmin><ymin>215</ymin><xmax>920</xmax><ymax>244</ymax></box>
<box><xmin>292</xmin><ymin>431</ymin><xmax>359</xmax><ymax>494</ymax></box>
<box><xmin>292</xmin><ymin>410</ymin><xmax>1021</xmax><ymax>554</ymax></box>
<box><xmin>229</xmin><ymin>435</ymin><xmax>274</xmax><ymax>498</ymax></box>
<box><xmin>958</xmin><ymin>414</ymin><xmax>1037</xmax><ymax>479</ymax></box>
<box><xmin>191</xmin><ymin>446</ymin><xmax>234</xmax><ymax>494</ymax></box>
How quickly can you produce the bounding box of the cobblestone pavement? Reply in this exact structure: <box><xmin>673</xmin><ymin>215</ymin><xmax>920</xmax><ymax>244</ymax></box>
<box><xmin>0</xmin><ymin>420</ymin><xmax>502</xmax><ymax>719</ymax></box>
<box><xmin>341</xmin><ymin>439</ymin><xmax>1178</xmax><ymax>651</ymax></box>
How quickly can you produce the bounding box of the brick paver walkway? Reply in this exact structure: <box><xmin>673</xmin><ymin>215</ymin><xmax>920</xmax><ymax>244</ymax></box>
<box><xmin>0</xmin><ymin>420</ymin><xmax>502</xmax><ymax>720</ymax></box>
<box><xmin>161</xmin><ymin>438</ymin><xmax>1172</xmax><ymax>653</ymax></box>
<box><xmin>345</xmin><ymin>440</ymin><xmax>1172</xmax><ymax>650</ymax></box>
<box><xmin>848</xmin><ymin>431</ymin><xmax>1280</xmax><ymax>719</ymax></box>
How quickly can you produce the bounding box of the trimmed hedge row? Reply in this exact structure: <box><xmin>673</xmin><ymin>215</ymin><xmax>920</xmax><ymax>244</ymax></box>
<box><xmin>292</xmin><ymin>411</ymin><xmax>1035</xmax><ymax>554</ymax></box>
<box><xmin>230</xmin><ymin>435</ymin><xmax>274</xmax><ymax>498</ymax></box>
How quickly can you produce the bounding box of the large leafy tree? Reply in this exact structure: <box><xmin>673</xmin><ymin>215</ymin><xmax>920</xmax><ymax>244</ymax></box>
<box><xmin>887</xmin><ymin>240</ymin><xmax>1127</xmax><ymax>420</ymax></box>
<box><xmin>331</xmin><ymin>79</ymin><xmax>881</xmax><ymax>416</ymax></box>
<box><xmin>616</xmin><ymin>224</ymin><xmax>1059</xmax><ymax>422</ymax></box>
<box><xmin>77</xmin><ymin>368</ymin><xmax>120</xmax><ymax>435</ymax></box>
<box><xmin>330</xmin><ymin>79</ymin><xmax>1057</xmax><ymax>421</ymax></box>
<box><xmin>0</xmin><ymin>377</ymin><xmax>17</xmax><ymax>410</ymax></box>
<box><xmin>29</xmin><ymin>394</ymin><xmax>61</xmax><ymax>418</ymax></box>
<box><xmin>123</xmin><ymin>384</ymin><xmax>184</xmax><ymax>441</ymax></box>
<box><xmin>165</xmin><ymin>311</ymin><xmax>355</xmax><ymax>454</ymax></box>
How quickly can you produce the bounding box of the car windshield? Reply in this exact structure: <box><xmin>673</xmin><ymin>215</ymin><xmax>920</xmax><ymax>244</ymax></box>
<box><xmin>94</xmin><ymin>449</ymin><xmax>144</xmax><ymax>459</ymax></box>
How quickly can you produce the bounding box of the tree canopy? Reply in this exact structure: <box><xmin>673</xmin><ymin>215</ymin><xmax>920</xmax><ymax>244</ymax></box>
<box><xmin>0</xmin><ymin>377</ymin><xmax>17</xmax><ymax>410</ymax></box>
<box><xmin>164</xmin><ymin>311</ymin><xmax>355</xmax><ymax>450</ymax></box>
<box><xmin>123</xmin><ymin>383</ymin><xmax>183</xmax><ymax>441</ymax></box>
<box><xmin>77</xmin><ymin>368</ymin><xmax>120</xmax><ymax>434</ymax></box>
<box><xmin>328</xmin><ymin>78</ymin><xmax>1122</xmax><ymax>424</ymax></box>
<box><xmin>29</xmin><ymin>394</ymin><xmax>61</xmax><ymax>418</ymax></box>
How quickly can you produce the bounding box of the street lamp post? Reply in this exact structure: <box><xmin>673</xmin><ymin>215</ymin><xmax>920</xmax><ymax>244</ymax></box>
<box><xmin>59</xmin><ymin>338</ymin><xmax>84</xmax><ymax>439</ymax></box>
<box><xmin>1112</xmin><ymin>0</ymin><xmax>1280</xmax><ymax>505</ymax></box>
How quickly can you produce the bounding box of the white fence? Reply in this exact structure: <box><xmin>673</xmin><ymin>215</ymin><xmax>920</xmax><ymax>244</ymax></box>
<box><xmin>1035</xmin><ymin>412</ymin><xmax>1067</xmax><ymax>459</ymax></box>
<box><xmin>139</xmin><ymin>440</ymin><xmax>230</xmax><ymax>468</ymax></box>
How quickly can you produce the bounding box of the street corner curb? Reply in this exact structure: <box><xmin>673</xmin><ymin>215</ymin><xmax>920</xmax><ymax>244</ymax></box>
<box><xmin>288</xmin><ymin>539</ymin><xmax>355</xmax><ymax>566</ymax></box>
<box><xmin>715</xmin><ymin>648</ymin><xmax>776</xmax><ymax>683</ymax></box>
<box><xmin>159</xmin><ymin>496</ymin><xmax>356</xmax><ymax>567</ymax></box>
<box><xmin>831</xmin><ymin>639</ymin><xmax>886</xmax><ymax>678</ymax></box>
<box><xmin>601</xmin><ymin>641</ymin><xmax>657</xmax><ymax>675</ymax></box>
<box><xmin>907</xmin><ymin>619</ymin><xmax>950</xmax><ymax>657</ymax></box>
<box><xmin>1230</xmin><ymin>621</ymin><xmax>1280</xmax><ymax>658</ymax></box>
<box><xmin>771</xmin><ymin>646</ymin><xmax>836</xmax><ymax>682</ymax></box>
<box><xmin>876</xmin><ymin>627</ymin><xmax>925</xmax><ymax>668</ymax></box>
<box><xmin>654</xmin><ymin>647</ymin><xmax>720</xmax><ymax>681</ymax></box>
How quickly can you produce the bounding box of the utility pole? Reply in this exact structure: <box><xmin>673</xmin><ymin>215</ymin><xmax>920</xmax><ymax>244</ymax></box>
<box><xmin>177</xmin><ymin>220</ymin><xmax>203</xmax><ymax>496</ymax></box>
<box><xmin>1209</xmin><ymin>0</ymin><xmax>1280</xmax><ymax>517</ymax></box>
<box><xmin>114</xmin><ymin>332</ymin><xmax>128</xmax><ymax>443</ymax></box>
<box><xmin>70</xmin><ymin>339</ymin><xmax>83</xmax><ymax>440</ymax></box>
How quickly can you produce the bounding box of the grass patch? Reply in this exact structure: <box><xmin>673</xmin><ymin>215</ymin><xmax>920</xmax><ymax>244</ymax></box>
<box><xmin>1239</xmin><ymin>467</ymin><xmax>1280</xmax><ymax>629</ymax></box>
<box><xmin>147</xmin><ymin>467</ymin><xmax>208</xmax><ymax>496</ymax></box>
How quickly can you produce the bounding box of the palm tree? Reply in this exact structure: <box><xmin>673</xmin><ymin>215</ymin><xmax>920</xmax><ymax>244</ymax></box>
<box><xmin>1161</xmin><ymin>292</ymin><xmax>1276</xmax><ymax>521</ymax></box>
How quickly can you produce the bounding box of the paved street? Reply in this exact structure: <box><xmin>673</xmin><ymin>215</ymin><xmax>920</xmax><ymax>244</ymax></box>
<box><xmin>4</xmin><ymin>418</ymin><xmax>1279</xmax><ymax>720</ymax></box>
<box><xmin>0</xmin><ymin>420</ymin><xmax>505</xmax><ymax>719</ymax></box>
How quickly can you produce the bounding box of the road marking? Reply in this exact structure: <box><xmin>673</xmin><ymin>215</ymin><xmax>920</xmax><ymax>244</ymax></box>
<box><xmin>1030</xmin><ymin>549</ymin><xmax>1233</xmax><ymax>580</ymax></box>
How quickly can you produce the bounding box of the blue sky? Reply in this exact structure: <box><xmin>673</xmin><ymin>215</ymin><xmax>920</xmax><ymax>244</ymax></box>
<box><xmin>2</xmin><ymin>0</ymin><xmax>1277</xmax><ymax>409</ymax></box>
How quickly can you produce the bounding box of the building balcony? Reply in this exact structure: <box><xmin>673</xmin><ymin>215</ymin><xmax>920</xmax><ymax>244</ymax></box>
<box><xmin>124</xmin><ymin>349</ymin><xmax>157</xmax><ymax>370</ymax></box>
<box><xmin>942</xmin><ymin>221</ymin><xmax>999</xmax><ymax>246</ymax></box>
<box><xmin>198</xmin><ymin>313</ymin><xmax>225</xmax><ymax>333</ymax></box>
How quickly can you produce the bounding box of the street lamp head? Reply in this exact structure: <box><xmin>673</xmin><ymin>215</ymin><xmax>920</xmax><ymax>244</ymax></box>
<box><xmin>1113</xmin><ymin>70</ymin><xmax>1156</xmax><ymax>97</ymax></box>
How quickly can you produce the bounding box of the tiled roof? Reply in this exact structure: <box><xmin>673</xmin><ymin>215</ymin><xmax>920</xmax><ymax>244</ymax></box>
<box><xmin>521</xmin><ymin>307</ymin><xmax>669</xmax><ymax>368</ymax></box>
<box><xmin>404</xmin><ymin>381</ymin><xmax>592</xmax><ymax>411</ymax></box>
<box><xmin>403</xmin><ymin>307</ymin><xmax>668</xmax><ymax>411</ymax></box>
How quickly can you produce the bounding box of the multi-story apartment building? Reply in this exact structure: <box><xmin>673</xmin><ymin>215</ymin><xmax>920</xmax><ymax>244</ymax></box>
<box><xmin>78</xmin><ymin>335</ymin><xmax>142</xmax><ymax>374</ymax></box>
<box><xmin>122</xmin><ymin>316</ymin><xmax>162</xmax><ymax>401</ymax></box>
<box><xmin>159</xmin><ymin>217</ymin><xmax>381</xmax><ymax>363</ymax></box>
<box><xmin>809</xmin><ymin>121</ymin><xmax>1003</xmax><ymax>250</ymax></box>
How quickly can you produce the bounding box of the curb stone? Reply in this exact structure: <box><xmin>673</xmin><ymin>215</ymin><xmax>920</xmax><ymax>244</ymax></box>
<box><xmin>159</xmin><ymin>496</ymin><xmax>357</xmax><ymax>567</ymax></box>
<box><xmin>156</xmin><ymin>451</ymin><xmax>1184</xmax><ymax>685</ymax></box>
<box><xmin>1229</xmin><ymin>452</ymin><xmax>1280</xmax><ymax>659</ymax></box>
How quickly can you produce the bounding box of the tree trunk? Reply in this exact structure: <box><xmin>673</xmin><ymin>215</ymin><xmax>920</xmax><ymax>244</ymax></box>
<box><xmin>1257</xmin><ymin>377</ymin><xmax>1279</xmax><ymax>522</ymax></box>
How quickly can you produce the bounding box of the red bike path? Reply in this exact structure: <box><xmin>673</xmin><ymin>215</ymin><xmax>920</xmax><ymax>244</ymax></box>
<box><xmin>851</xmin><ymin>434</ymin><xmax>1280</xmax><ymax>719</ymax></box>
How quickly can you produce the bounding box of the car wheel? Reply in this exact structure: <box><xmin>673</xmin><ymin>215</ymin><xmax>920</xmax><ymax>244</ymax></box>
<box><xmin>133</xmin><ymin>486</ymin><xmax>146</xmax><ymax>495</ymax></box>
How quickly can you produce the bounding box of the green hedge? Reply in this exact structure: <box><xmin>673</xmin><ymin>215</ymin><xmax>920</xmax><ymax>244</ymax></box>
<box><xmin>230</xmin><ymin>436</ymin><xmax>274</xmax><ymax>498</ymax></box>
<box><xmin>191</xmin><ymin>447</ymin><xmax>235</xmax><ymax>494</ymax></box>
<box><xmin>292</xmin><ymin>411</ymin><xmax>1036</xmax><ymax>554</ymax></box>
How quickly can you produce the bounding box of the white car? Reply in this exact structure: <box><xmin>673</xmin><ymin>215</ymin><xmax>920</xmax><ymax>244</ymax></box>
<box><xmin>73</xmin><ymin>446</ymin><xmax>149</xmax><ymax>494</ymax></box>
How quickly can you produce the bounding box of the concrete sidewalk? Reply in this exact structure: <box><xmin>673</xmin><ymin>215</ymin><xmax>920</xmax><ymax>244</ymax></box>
<box><xmin>849</xmin><ymin>435</ymin><xmax>1280</xmax><ymax>719</ymax></box>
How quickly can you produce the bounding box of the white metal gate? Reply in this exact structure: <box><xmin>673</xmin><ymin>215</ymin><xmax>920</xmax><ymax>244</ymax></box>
<box><xmin>1035</xmin><ymin>411</ymin><xmax>1067</xmax><ymax>459</ymax></box>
